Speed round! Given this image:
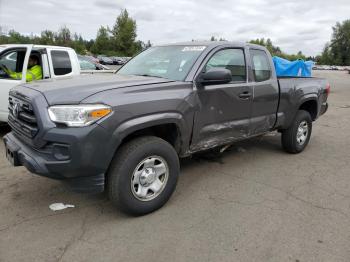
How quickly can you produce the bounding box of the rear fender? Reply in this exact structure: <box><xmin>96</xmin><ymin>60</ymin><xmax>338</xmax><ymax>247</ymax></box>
<box><xmin>298</xmin><ymin>95</ymin><xmax>319</xmax><ymax>120</ymax></box>
<box><xmin>276</xmin><ymin>94</ymin><xmax>318</xmax><ymax>129</ymax></box>
<box><xmin>298</xmin><ymin>94</ymin><xmax>318</xmax><ymax>107</ymax></box>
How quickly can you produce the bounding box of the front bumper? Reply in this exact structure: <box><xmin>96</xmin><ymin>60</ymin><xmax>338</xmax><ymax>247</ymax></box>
<box><xmin>3</xmin><ymin>123</ymin><xmax>112</xmax><ymax>193</ymax></box>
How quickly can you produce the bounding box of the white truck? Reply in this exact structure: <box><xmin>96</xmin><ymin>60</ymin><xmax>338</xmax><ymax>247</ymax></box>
<box><xmin>0</xmin><ymin>44</ymin><xmax>81</xmax><ymax>122</ymax></box>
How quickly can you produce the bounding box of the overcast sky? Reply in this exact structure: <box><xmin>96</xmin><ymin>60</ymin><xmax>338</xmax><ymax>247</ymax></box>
<box><xmin>1</xmin><ymin>0</ymin><xmax>349</xmax><ymax>56</ymax></box>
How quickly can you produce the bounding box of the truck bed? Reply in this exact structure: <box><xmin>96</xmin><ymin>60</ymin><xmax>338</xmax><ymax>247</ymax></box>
<box><xmin>276</xmin><ymin>76</ymin><xmax>328</xmax><ymax>129</ymax></box>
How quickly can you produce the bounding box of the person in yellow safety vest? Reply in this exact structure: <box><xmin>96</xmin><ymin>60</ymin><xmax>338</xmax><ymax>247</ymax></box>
<box><xmin>1</xmin><ymin>55</ymin><xmax>43</xmax><ymax>82</ymax></box>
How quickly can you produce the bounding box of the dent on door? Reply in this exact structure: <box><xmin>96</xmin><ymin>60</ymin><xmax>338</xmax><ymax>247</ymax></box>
<box><xmin>191</xmin><ymin>85</ymin><xmax>252</xmax><ymax>152</ymax></box>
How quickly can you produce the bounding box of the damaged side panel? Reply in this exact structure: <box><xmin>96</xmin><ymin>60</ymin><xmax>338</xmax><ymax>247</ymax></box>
<box><xmin>190</xmin><ymin>84</ymin><xmax>252</xmax><ymax>152</ymax></box>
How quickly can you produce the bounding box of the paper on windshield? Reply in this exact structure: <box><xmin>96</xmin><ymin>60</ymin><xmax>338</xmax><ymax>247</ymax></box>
<box><xmin>182</xmin><ymin>46</ymin><xmax>206</xmax><ymax>52</ymax></box>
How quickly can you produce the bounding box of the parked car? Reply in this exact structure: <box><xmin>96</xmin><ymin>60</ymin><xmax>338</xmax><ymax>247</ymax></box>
<box><xmin>97</xmin><ymin>55</ymin><xmax>114</xmax><ymax>65</ymax></box>
<box><xmin>123</xmin><ymin>57</ymin><xmax>132</xmax><ymax>62</ymax></box>
<box><xmin>110</xmin><ymin>56</ymin><xmax>125</xmax><ymax>65</ymax></box>
<box><xmin>78</xmin><ymin>55</ymin><xmax>110</xmax><ymax>70</ymax></box>
<box><xmin>0</xmin><ymin>44</ymin><xmax>81</xmax><ymax>123</ymax></box>
<box><xmin>78</xmin><ymin>55</ymin><xmax>99</xmax><ymax>70</ymax></box>
<box><xmin>95</xmin><ymin>63</ymin><xmax>111</xmax><ymax>70</ymax></box>
<box><xmin>4</xmin><ymin>42</ymin><xmax>329</xmax><ymax>216</ymax></box>
<box><xmin>84</xmin><ymin>55</ymin><xmax>100</xmax><ymax>64</ymax></box>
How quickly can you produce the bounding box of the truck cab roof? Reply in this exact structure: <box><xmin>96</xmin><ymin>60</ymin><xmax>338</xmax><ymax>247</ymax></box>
<box><xmin>0</xmin><ymin>44</ymin><xmax>74</xmax><ymax>51</ymax></box>
<box><xmin>158</xmin><ymin>41</ymin><xmax>266</xmax><ymax>50</ymax></box>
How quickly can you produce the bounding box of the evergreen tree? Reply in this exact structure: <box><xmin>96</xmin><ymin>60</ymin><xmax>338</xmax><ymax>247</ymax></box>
<box><xmin>112</xmin><ymin>9</ymin><xmax>139</xmax><ymax>56</ymax></box>
<box><xmin>91</xmin><ymin>26</ymin><xmax>111</xmax><ymax>55</ymax></box>
<box><xmin>319</xmin><ymin>20</ymin><xmax>350</xmax><ymax>65</ymax></box>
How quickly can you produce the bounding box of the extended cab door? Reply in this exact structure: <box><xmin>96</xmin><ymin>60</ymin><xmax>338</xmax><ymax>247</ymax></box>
<box><xmin>0</xmin><ymin>46</ymin><xmax>32</xmax><ymax>122</ymax></box>
<box><xmin>248</xmin><ymin>48</ymin><xmax>279</xmax><ymax>135</ymax></box>
<box><xmin>191</xmin><ymin>47</ymin><xmax>253</xmax><ymax>151</ymax></box>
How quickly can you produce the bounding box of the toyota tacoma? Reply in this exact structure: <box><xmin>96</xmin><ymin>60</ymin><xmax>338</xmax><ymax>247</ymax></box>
<box><xmin>4</xmin><ymin>42</ymin><xmax>329</xmax><ymax>215</ymax></box>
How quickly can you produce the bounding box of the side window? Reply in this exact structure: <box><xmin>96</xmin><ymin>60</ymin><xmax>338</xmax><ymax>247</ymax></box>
<box><xmin>250</xmin><ymin>49</ymin><xmax>271</xmax><ymax>82</ymax></box>
<box><xmin>206</xmin><ymin>49</ymin><xmax>246</xmax><ymax>82</ymax></box>
<box><xmin>51</xmin><ymin>50</ymin><xmax>72</xmax><ymax>76</ymax></box>
<box><xmin>0</xmin><ymin>50</ymin><xmax>26</xmax><ymax>80</ymax></box>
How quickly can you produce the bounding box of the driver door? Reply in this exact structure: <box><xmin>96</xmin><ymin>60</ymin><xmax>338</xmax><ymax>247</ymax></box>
<box><xmin>0</xmin><ymin>46</ymin><xmax>32</xmax><ymax>122</ymax></box>
<box><xmin>191</xmin><ymin>48</ymin><xmax>252</xmax><ymax>151</ymax></box>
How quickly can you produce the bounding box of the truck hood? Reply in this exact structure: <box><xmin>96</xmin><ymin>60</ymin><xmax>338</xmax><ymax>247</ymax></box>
<box><xmin>22</xmin><ymin>74</ymin><xmax>175</xmax><ymax>105</ymax></box>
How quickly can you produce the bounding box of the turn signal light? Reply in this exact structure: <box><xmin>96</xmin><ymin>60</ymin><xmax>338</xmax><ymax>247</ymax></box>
<box><xmin>90</xmin><ymin>109</ymin><xmax>112</xmax><ymax>118</ymax></box>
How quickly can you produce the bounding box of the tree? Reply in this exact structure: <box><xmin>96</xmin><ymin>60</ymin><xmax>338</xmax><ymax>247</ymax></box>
<box><xmin>317</xmin><ymin>43</ymin><xmax>333</xmax><ymax>65</ymax></box>
<box><xmin>112</xmin><ymin>9</ymin><xmax>139</xmax><ymax>56</ymax></box>
<box><xmin>40</xmin><ymin>30</ymin><xmax>55</xmax><ymax>45</ymax></box>
<box><xmin>249</xmin><ymin>38</ymin><xmax>305</xmax><ymax>60</ymax></box>
<box><xmin>145</xmin><ymin>40</ymin><xmax>152</xmax><ymax>49</ymax></box>
<box><xmin>0</xmin><ymin>9</ymin><xmax>145</xmax><ymax>57</ymax></box>
<box><xmin>71</xmin><ymin>33</ymin><xmax>86</xmax><ymax>54</ymax></box>
<box><xmin>7</xmin><ymin>30</ymin><xmax>30</xmax><ymax>44</ymax></box>
<box><xmin>91</xmin><ymin>26</ymin><xmax>111</xmax><ymax>55</ymax></box>
<box><xmin>55</xmin><ymin>26</ymin><xmax>71</xmax><ymax>46</ymax></box>
<box><xmin>319</xmin><ymin>20</ymin><xmax>350</xmax><ymax>65</ymax></box>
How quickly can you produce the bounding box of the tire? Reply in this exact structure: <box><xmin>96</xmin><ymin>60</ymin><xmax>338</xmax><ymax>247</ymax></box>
<box><xmin>281</xmin><ymin>110</ymin><xmax>312</xmax><ymax>154</ymax></box>
<box><xmin>108</xmin><ymin>136</ymin><xmax>180</xmax><ymax>216</ymax></box>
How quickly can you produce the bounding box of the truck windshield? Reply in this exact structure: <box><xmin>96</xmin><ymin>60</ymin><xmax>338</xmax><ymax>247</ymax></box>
<box><xmin>117</xmin><ymin>45</ymin><xmax>206</xmax><ymax>81</ymax></box>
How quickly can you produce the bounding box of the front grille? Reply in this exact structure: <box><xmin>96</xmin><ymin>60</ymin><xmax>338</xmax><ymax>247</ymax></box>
<box><xmin>8</xmin><ymin>95</ymin><xmax>39</xmax><ymax>138</ymax></box>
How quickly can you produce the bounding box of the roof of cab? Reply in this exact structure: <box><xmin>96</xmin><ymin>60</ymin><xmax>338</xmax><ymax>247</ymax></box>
<box><xmin>0</xmin><ymin>44</ymin><xmax>74</xmax><ymax>50</ymax></box>
<box><xmin>157</xmin><ymin>41</ymin><xmax>265</xmax><ymax>50</ymax></box>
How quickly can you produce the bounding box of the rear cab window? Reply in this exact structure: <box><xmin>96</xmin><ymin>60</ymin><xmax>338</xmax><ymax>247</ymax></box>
<box><xmin>51</xmin><ymin>50</ymin><xmax>72</xmax><ymax>76</ymax></box>
<box><xmin>249</xmin><ymin>49</ymin><xmax>271</xmax><ymax>82</ymax></box>
<box><xmin>205</xmin><ymin>48</ymin><xmax>247</xmax><ymax>82</ymax></box>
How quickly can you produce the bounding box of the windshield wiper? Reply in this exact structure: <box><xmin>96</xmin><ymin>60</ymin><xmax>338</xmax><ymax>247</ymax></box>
<box><xmin>135</xmin><ymin>74</ymin><xmax>166</xmax><ymax>79</ymax></box>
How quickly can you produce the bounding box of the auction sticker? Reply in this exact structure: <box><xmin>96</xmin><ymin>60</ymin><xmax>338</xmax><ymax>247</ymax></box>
<box><xmin>182</xmin><ymin>46</ymin><xmax>206</xmax><ymax>52</ymax></box>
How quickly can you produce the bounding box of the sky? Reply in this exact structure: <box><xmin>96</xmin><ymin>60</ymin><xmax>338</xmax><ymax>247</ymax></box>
<box><xmin>0</xmin><ymin>0</ymin><xmax>350</xmax><ymax>56</ymax></box>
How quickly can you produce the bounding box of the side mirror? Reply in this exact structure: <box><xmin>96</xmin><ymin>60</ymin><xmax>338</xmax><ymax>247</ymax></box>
<box><xmin>198</xmin><ymin>68</ymin><xmax>232</xmax><ymax>86</ymax></box>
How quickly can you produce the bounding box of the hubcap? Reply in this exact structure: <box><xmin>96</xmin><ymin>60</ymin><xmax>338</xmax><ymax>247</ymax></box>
<box><xmin>296</xmin><ymin>121</ymin><xmax>309</xmax><ymax>145</ymax></box>
<box><xmin>131</xmin><ymin>156</ymin><xmax>169</xmax><ymax>201</ymax></box>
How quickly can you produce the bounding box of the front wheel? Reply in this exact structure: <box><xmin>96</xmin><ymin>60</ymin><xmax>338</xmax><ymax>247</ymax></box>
<box><xmin>107</xmin><ymin>136</ymin><xmax>180</xmax><ymax>216</ymax></box>
<box><xmin>281</xmin><ymin>110</ymin><xmax>312</xmax><ymax>154</ymax></box>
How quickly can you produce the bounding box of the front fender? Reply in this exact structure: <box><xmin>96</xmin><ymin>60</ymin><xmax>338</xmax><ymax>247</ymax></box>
<box><xmin>110</xmin><ymin>112</ymin><xmax>191</xmax><ymax>156</ymax></box>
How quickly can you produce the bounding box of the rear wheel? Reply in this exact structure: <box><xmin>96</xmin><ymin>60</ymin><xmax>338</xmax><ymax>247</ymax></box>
<box><xmin>108</xmin><ymin>136</ymin><xmax>180</xmax><ymax>216</ymax></box>
<box><xmin>281</xmin><ymin>110</ymin><xmax>312</xmax><ymax>154</ymax></box>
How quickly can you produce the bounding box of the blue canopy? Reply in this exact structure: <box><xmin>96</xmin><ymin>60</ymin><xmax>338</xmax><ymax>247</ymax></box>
<box><xmin>273</xmin><ymin>56</ymin><xmax>314</xmax><ymax>77</ymax></box>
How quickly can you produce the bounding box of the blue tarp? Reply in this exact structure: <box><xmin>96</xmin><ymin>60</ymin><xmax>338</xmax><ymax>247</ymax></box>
<box><xmin>273</xmin><ymin>56</ymin><xmax>314</xmax><ymax>77</ymax></box>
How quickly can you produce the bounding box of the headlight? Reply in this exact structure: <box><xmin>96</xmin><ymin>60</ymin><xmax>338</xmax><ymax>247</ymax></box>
<box><xmin>48</xmin><ymin>104</ymin><xmax>112</xmax><ymax>127</ymax></box>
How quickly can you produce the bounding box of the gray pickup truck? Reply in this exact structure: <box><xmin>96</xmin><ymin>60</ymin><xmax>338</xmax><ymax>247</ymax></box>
<box><xmin>4</xmin><ymin>42</ymin><xmax>329</xmax><ymax>215</ymax></box>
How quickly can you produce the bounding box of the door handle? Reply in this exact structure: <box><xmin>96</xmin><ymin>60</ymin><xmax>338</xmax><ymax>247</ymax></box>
<box><xmin>238</xmin><ymin>92</ymin><xmax>251</xmax><ymax>99</ymax></box>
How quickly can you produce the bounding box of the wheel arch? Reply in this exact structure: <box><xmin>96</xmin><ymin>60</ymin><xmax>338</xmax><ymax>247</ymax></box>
<box><xmin>111</xmin><ymin>112</ymin><xmax>190</xmax><ymax>157</ymax></box>
<box><xmin>298</xmin><ymin>96</ymin><xmax>319</xmax><ymax>120</ymax></box>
